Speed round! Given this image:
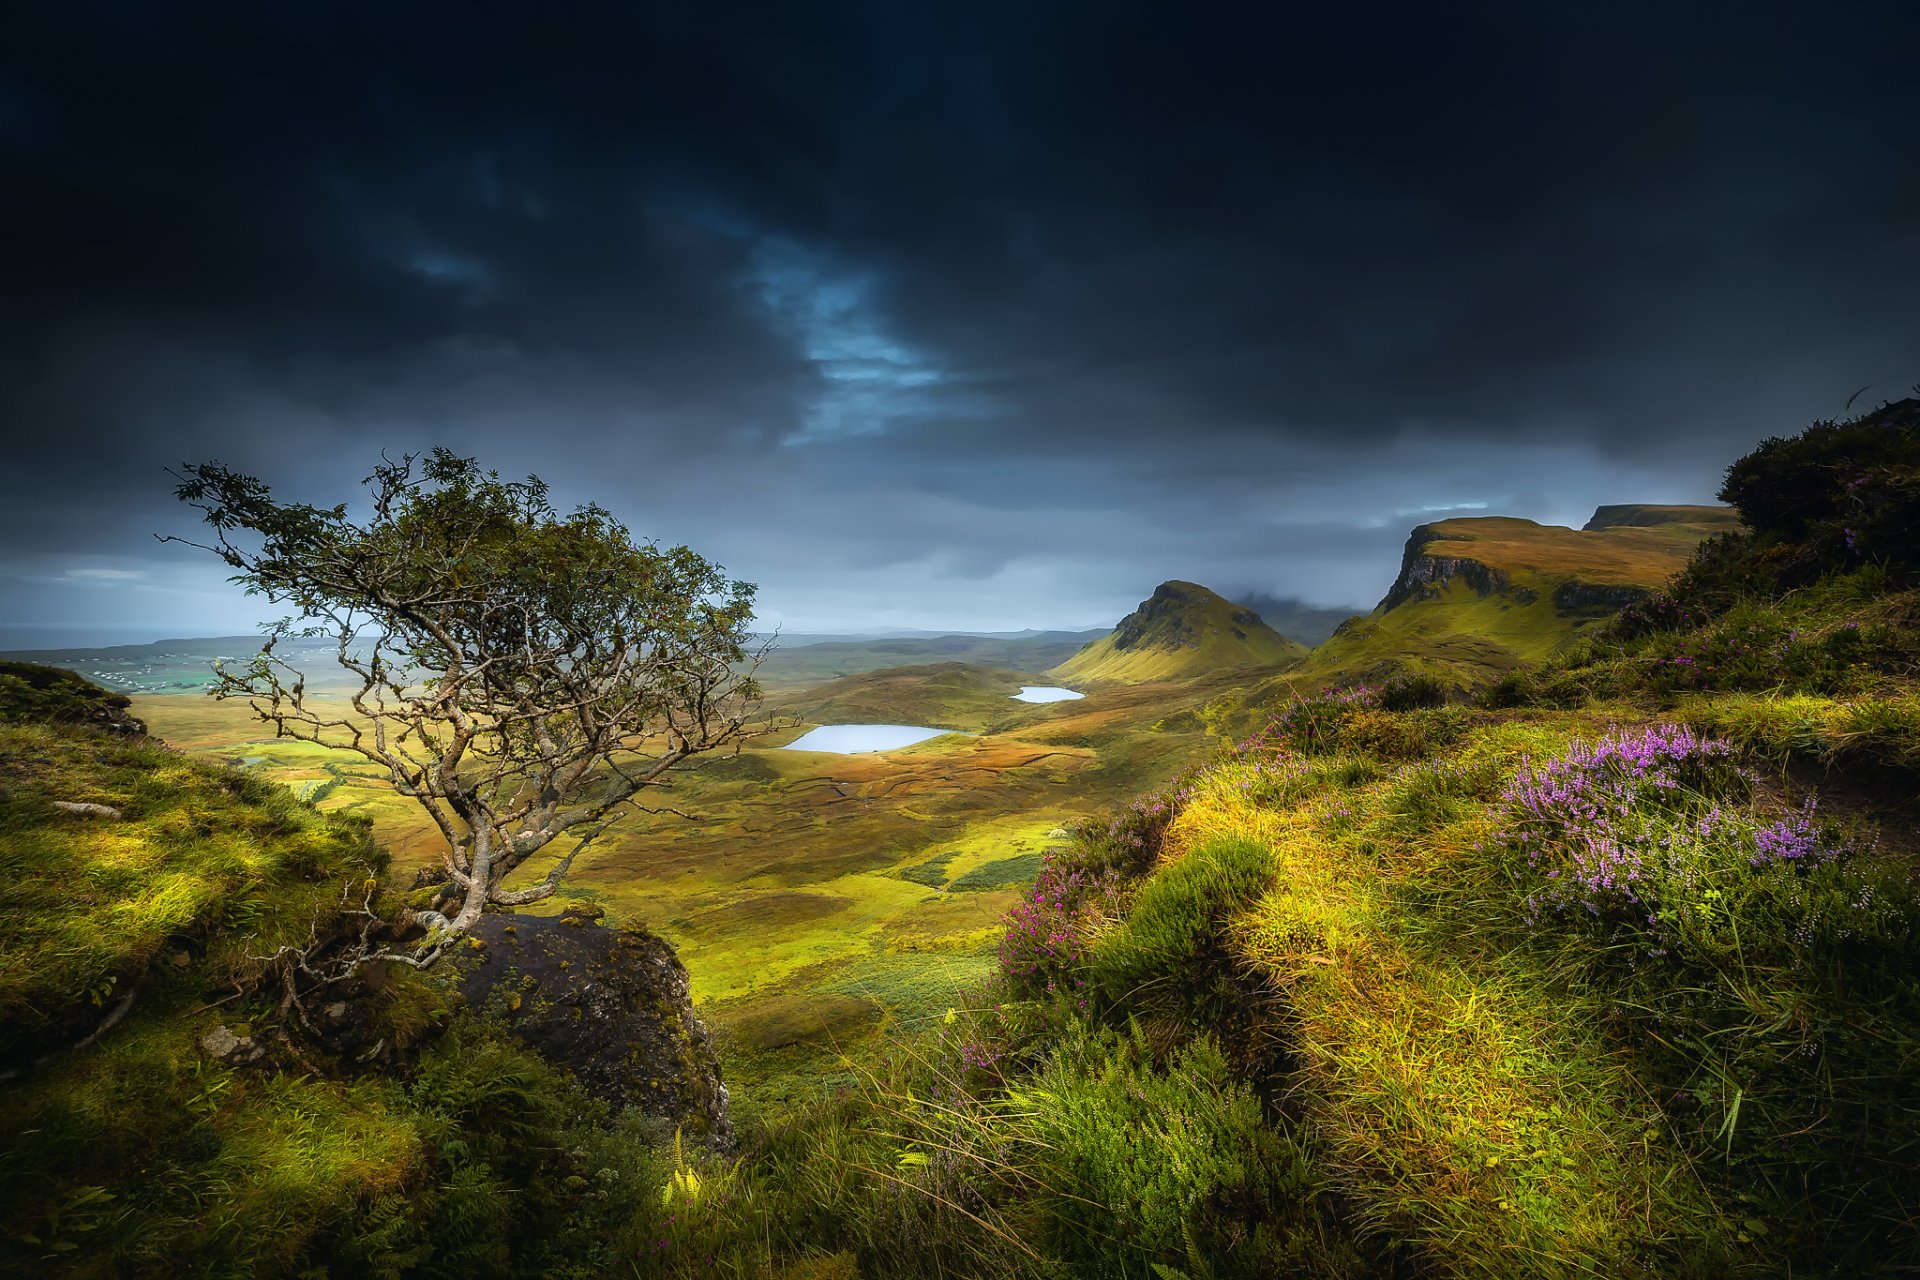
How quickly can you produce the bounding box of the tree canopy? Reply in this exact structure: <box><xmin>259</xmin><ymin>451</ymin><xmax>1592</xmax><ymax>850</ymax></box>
<box><xmin>170</xmin><ymin>449</ymin><xmax>764</xmax><ymax>960</ymax></box>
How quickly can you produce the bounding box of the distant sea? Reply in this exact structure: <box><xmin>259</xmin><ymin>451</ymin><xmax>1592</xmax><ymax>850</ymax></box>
<box><xmin>0</xmin><ymin>625</ymin><xmax>203</xmax><ymax>653</ymax></box>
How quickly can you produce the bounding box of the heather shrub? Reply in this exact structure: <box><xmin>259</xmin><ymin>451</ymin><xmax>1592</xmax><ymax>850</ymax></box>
<box><xmin>1479</xmin><ymin>664</ymin><xmax>1610</xmax><ymax>710</ymax></box>
<box><xmin>1251</xmin><ymin>684</ymin><xmax>1381</xmax><ymax>754</ymax></box>
<box><xmin>997</xmin><ymin>858</ymin><xmax>1119</xmax><ymax>1000</ymax></box>
<box><xmin>1607</xmin><ymin>589</ymin><xmax>1710</xmax><ymax>641</ymax></box>
<box><xmin>1243</xmin><ymin>686</ymin><xmax>1465</xmax><ymax>759</ymax></box>
<box><xmin>1060</xmin><ymin>778</ymin><xmax>1195</xmax><ymax>880</ymax></box>
<box><xmin>1490</xmin><ymin>722</ymin><xmax>1920</xmax><ymax>1260</ymax></box>
<box><xmin>1492</xmin><ymin>723</ymin><xmax>1901</xmax><ymax>963</ymax></box>
<box><xmin>1634</xmin><ymin>604</ymin><xmax>1907</xmax><ymax>697</ymax></box>
<box><xmin>1378</xmin><ymin>672</ymin><xmax>1447</xmax><ymax>711</ymax></box>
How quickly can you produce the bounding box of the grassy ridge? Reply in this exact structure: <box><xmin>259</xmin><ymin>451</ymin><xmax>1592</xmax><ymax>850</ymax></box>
<box><xmin>1407</xmin><ymin>510</ymin><xmax>1735</xmax><ymax>584</ymax></box>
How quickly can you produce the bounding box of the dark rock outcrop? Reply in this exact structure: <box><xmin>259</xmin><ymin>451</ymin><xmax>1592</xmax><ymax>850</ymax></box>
<box><xmin>1111</xmin><ymin>581</ymin><xmax>1208</xmax><ymax>652</ymax></box>
<box><xmin>0</xmin><ymin>662</ymin><xmax>147</xmax><ymax>736</ymax></box>
<box><xmin>450</xmin><ymin>905</ymin><xmax>732</xmax><ymax>1148</ymax></box>
<box><xmin>1378</xmin><ymin>526</ymin><xmax>1511</xmax><ymax>611</ymax></box>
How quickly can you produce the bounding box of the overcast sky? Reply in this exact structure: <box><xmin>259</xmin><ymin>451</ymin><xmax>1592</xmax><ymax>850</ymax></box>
<box><xmin>2</xmin><ymin>1</ymin><xmax>1916</xmax><ymax>645</ymax></box>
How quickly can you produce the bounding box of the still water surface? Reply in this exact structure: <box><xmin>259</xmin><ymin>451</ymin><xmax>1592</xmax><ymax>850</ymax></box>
<box><xmin>1011</xmin><ymin>686</ymin><xmax>1085</xmax><ymax>703</ymax></box>
<box><xmin>783</xmin><ymin>724</ymin><xmax>951</xmax><ymax>753</ymax></box>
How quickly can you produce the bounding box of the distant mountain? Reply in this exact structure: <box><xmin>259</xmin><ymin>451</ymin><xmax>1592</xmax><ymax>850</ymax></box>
<box><xmin>1306</xmin><ymin>504</ymin><xmax>1738</xmax><ymax>687</ymax></box>
<box><xmin>1051</xmin><ymin>581</ymin><xmax>1309</xmax><ymax>684</ymax></box>
<box><xmin>1228</xmin><ymin>595</ymin><xmax>1362</xmax><ymax>647</ymax></box>
<box><xmin>773</xmin><ymin>661</ymin><xmax>1036</xmax><ymax>734</ymax></box>
<box><xmin>0</xmin><ymin>634</ymin><xmax>363</xmax><ymax>696</ymax></box>
<box><xmin>0</xmin><ymin>635</ymin><xmax>272</xmax><ymax>661</ymax></box>
<box><xmin>755</xmin><ymin>630</ymin><xmax>1107</xmax><ymax>690</ymax></box>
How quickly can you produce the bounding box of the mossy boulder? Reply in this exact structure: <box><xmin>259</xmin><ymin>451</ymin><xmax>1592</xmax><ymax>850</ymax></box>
<box><xmin>449</xmin><ymin>905</ymin><xmax>732</xmax><ymax>1147</ymax></box>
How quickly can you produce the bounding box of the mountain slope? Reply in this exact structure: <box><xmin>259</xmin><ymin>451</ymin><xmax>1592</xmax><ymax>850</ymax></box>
<box><xmin>1053</xmin><ymin>581</ymin><xmax>1308</xmax><ymax>684</ymax></box>
<box><xmin>1307</xmin><ymin>505</ymin><xmax>1737</xmax><ymax>687</ymax></box>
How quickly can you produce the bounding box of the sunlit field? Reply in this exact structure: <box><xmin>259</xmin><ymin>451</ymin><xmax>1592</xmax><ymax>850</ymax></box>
<box><xmin>132</xmin><ymin>663</ymin><xmax>1237</xmax><ymax>1104</ymax></box>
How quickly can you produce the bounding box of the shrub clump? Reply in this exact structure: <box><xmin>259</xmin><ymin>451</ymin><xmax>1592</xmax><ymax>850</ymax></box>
<box><xmin>1006</xmin><ymin>1023</ymin><xmax>1318</xmax><ymax>1278</ymax></box>
<box><xmin>1242</xmin><ymin>684</ymin><xmax>1466</xmax><ymax>759</ymax></box>
<box><xmin>1495</xmin><ymin>723</ymin><xmax>1891</xmax><ymax>960</ymax></box>
<box><xmin>997</xmin><ymin>858</ymin><xmax>1121</xmax><ymax>1000</ymax></box>
<box><xmin>1089</xmin><ymin>836</ymin><xmax>1272</xmax><ymax>1018</ymax></box>
<box><xmin>1492</xmin><ymin>721</ymin><xmax>1920</xmax><ymax>1263</ymax></box>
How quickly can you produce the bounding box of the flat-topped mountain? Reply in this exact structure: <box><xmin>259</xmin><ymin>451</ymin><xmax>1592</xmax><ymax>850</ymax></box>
<box><xmin>1309</xmin><ymin>505</ymin><xmax>1738</xmax><ymax>686</ymax></box>
<box><xmin>1582</xmin><ymin>503</ymin><xmax>1740</xmax><ymax>532</ymax></box>
<box><xmin>1052</xmin><ymin>581</ymin><xmax>1308</xmax><ymax>684</ymax></box>
<box><xmin>1377</xmin><ymin>507</ymin><xmax>1740</xmax><ymax>613</ymax></box>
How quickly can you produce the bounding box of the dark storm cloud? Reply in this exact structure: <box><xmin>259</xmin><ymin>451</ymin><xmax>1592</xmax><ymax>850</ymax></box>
<box><xmin>2</xmin><ymin>1</ymin><xmax>1916</xmax><ymax>635</ymax></box>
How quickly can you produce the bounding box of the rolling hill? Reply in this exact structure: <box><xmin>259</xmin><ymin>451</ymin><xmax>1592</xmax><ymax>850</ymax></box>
<box><xmin>1052</xmin><ymin>581</ymin><xmax>1309</xmax><ymax>684</ymax></box>
<box><xmin>754</xmin><ymin>630</ymin><xmax>1104</xmax><ymax>691</ymax></box>
<box><xmin>1305</xmin><ymin>504</ymin><xmax>1739</xmax><ymax>687</ymax></box>
<box><xmin>773</xmin><ymin>661</ymin><xmax>1039</xmax><ymax>733</ymax></box>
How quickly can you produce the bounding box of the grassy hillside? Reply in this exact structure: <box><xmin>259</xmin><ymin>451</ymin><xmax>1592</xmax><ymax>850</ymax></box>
<box><xmin>756</xmin><ymin>631</ymin><xmax>1104</xmax><ymax>691</ymax></box>
<box><xmin>1305</xmin><ymin>506</ymin><xmax>1736</xmax><ymax>688</ymax></box>
<box><xmin>1054</xmin><ymin>581</ymin><xmax>1309</xmax><ymax>684</ymax></box>
<box><xmin>580</xmin><ymin>403</ymin><xmax>1920</xmax><ymax>1278</ymax></box>
<box><xmin>13</xmin><ymin>405</ymin><xmax>1913</xmax><ymax>1278</ymax></box>
<box><xmin>0</xmin><ymin>666</ymin><xmax>705</xmax><ymax>1277</ymax></box>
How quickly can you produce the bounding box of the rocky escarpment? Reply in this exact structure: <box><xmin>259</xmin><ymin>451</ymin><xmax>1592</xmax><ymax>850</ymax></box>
<box><xmin>1378</xmin><ymin>526</ymin><xmax>1515</xmax><ymax>611</ymax></box>
<box><xmin>450</xmin><ymin>905</ymin><xmax>732</xmax><ymax>1148</ymax></box>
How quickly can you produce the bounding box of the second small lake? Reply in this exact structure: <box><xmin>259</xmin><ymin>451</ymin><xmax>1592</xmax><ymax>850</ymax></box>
<box><xmin>783</xmin><ymin>724</ymin><xmax>952</xmax><ymax>753</ymax></box>
<box><xmin>1011</xmin><ymin>686</ymin><xmax>1086</xmax><ymax>703</ymax></box>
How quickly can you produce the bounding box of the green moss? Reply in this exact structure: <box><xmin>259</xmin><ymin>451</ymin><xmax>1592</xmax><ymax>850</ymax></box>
<box><xmin>0</xmin><ymin>722</ymin><xmax>383</xmax><ymax>1048</ymax></box>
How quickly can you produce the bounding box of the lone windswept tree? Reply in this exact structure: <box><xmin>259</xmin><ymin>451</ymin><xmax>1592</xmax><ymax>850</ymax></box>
<box><xmin>169</xmin><ymin>450</ymin><xmax>764</xmax><ymax>964</ymax></box>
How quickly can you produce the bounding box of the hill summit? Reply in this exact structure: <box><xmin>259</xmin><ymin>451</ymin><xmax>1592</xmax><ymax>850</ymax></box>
<box><xmin>1052</xmin><ymin>581</ymin><xmax>1308</xmax><ymax>683</ymax></box>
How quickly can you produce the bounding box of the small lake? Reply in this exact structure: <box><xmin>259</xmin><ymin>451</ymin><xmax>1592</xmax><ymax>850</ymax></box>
<box><xmin>783</xmin><ymin>724</ymin><xmax>952</xmax><ymax>753</ymax></box>
<box><xmin>1011</xmin><ymin>686</ymin><xmax>1085</xmax><ymax>703</ymax></box>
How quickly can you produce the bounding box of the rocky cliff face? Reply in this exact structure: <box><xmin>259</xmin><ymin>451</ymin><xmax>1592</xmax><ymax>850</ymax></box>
<box><xmin>1378</xmin><ymin>526</ymin><xmax>1514</xmax><ymax>611</ymax></box>
<box><xmin>450</xmin><ymin>905</ymin><xmax>732</xmax><ymax>1147</ymax></box>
